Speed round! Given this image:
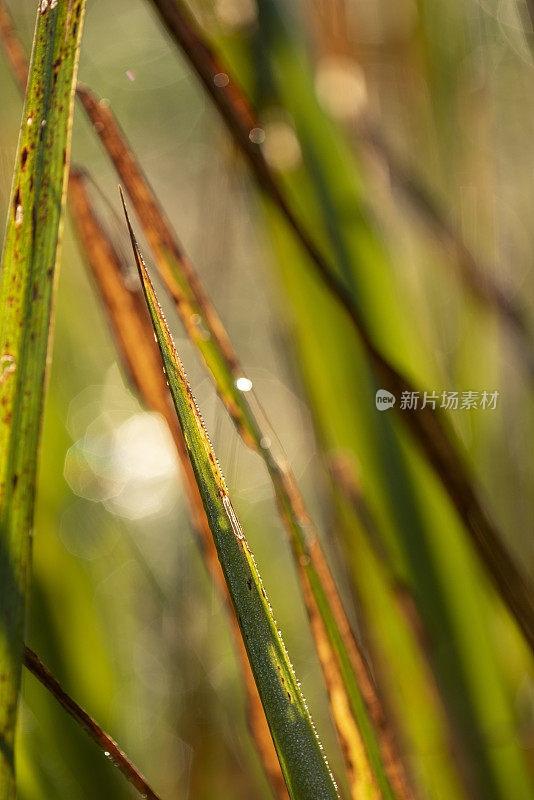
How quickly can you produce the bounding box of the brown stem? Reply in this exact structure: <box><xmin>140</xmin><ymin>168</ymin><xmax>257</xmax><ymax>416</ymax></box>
<box><xmin>24</xmin><ymin>646</ymin><xmax>162</xmax><ymax>800</ymax></box>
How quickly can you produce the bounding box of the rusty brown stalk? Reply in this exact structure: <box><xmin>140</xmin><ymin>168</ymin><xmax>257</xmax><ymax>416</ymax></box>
<box><xmin>67</xmin><ymin>170</ymin><xmax>288</xmax><ymax>800</ymax></box>
<box><xmin>143</xmin><ymin>0</ymin><xmax>534</xmax><ymax>653</ymax></box>
<box><xmin>23</xmin><ymin>646</ymin><xmax>162</xmax><ymax>800</ymax></box>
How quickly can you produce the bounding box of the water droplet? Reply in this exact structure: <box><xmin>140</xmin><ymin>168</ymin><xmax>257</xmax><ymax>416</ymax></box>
<box><xmin>214</xmin><ymin>72</ymin><xmax>229</xmax><ymax>87</ymax></box>
<box><xmin>104</xmin><ymin>751</ymin><xmax>110</xmax><ymax>757</ymax></box>
<box><xmin>40</xmin><ymin>119</ymin><xmax>47</xmax><ymax>129</ymax></box>
<box><xmin>26</xmin><ymin>115</ymin><xmax>33</xmax><ymax>127</ymax></box>
<box><xmin>260</xmin><ymin>435</ymin><xmax>271</xmax><ymax>449</ymax></box>
<box><xmin>50</xmin><ymin>0</ymin><xmax>58</xmax><ymax>8</ymax></box>
<box><xmin>40</xmin><ymin>0</ymin><xmax>49</xmax><ymax>13</ymax></box>
<box><xmin>126</xmin><ymin>70</ymin><xmax>135</xmax><ymax>82</ymax></box>
<box><xmin>249</xmin><ymin>127</ymin><xmax>265</xmax><ymax>144</ymax></box>
<box><xmin>236</xmin><ymin>376</ymin><xmax>252</xmax><ymax>392</ymax></box>
<box><xmin>15</xmin><ymin>205</ymin><xmax>23</xmax><ymax>227</ymax></box>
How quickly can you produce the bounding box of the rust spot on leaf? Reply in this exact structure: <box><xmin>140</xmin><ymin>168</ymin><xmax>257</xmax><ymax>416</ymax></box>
<box><xmin>13</xmin><ymin>187</ymin><xmax>21</xmax><ymax>215</ymax></box>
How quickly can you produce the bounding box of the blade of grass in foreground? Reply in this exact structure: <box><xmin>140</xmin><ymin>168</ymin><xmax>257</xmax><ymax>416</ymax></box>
<box><xmin>120</xmin><ymin>190</ymin><xmax>339</xmax><ymax>800</ymax></box>
<box><xmin>77</xmin><ymin>87</ymin><xmax>412</xmax><ymax>800</ymax></box>
<box><xmin>146</xmin><ymin>0</ymin><xmax>534</xmax><ymax>653</ymax></box>
<box><xmin>0</xmin><ymin>1</ymin><xmax>85</xmax><ymax>794</ymax></box>
<box><xmin>68</xmin><ymin>169</ymin><xmax>288</xmax><ymax>800</ymax></box>
<box><xmin>74</xmin><ymin>77</ymin><xmax>408</xmax><ymax>800</ymax></box>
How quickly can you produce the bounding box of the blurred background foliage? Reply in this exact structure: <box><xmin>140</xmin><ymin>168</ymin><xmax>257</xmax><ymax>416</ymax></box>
<box><xmin>0</xmin><ymin>0</ymin><xmax>533</xmax><ymax>798</ymax></box>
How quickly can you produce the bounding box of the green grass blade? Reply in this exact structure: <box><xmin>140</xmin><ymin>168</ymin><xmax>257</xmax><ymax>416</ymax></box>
<box><xmin>67</xmin><ymin>168</ymin><xmax>288</xmax><ymax>799</ymax></box>
<box><xmin>78</xmin><ymin>87</ymin><xmax>411</xmax><ymax>800</ymax></box>
<box><xmin>0</xmin><ymin>1</ymin><xmax>85</xmax><ymax>794</ymax></box>
<box><xmin>120</xmin><ymin>190</ymin><xmax>339</xmax><ymax>800</ymax></box>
